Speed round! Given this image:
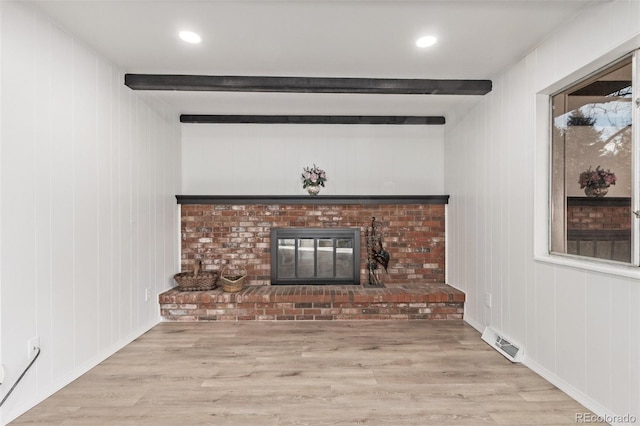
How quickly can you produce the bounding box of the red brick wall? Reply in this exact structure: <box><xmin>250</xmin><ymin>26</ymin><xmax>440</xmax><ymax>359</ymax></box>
<box><xmin>567</xmin><ymin>205</ymin><xmax>631</xmax><ymax>230</ymax></box>
<box><xmin>180</xmin><ymin>203</ymin><xmax>446</xmax><ymax>286</ymax></box>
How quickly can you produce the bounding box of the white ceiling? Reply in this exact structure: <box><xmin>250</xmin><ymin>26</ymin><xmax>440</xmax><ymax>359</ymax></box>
<box><xmin>32</xmin><ymin>0</ymin><xmax>605</xmax><ymax>118</ymax></box>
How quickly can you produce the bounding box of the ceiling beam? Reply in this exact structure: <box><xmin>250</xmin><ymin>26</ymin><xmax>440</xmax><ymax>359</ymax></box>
<box><xmin>125</xmin><ymin>74</ymin><xmax>492</xmax><ymax>95</ymax></box>
<box><xmin>180</xmin><ymin>115</ymin><xmax>445</xmax><ymax>125</ymax></box>
<box><xmin>569</xmin><ymin>80</ymin><xmax>631</xmax><ymax>96</ymax></box>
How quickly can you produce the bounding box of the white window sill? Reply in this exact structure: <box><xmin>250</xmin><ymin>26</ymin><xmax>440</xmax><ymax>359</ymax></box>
<box><xmin>534</xmin><ymin>254</ymin><xmax>640</xmax><ymax>280</ymax></box>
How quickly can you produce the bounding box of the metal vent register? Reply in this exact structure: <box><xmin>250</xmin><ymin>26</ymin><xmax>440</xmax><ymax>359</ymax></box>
<box><xmin>481</xmin><ymin>327</ymin><xmax>524</xmax><ymax>362</ymax></box>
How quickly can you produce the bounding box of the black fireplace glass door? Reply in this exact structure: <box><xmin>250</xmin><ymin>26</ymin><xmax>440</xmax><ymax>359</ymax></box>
<box><xmin>316</xmin><ymin>239</ymin><xmax>333</xmax><ymax>278</ymax></box>
<box><xmin>277</xmin><ymin>238</ymin><xmax>296</xmax><ymax>279</ymax></box>
<box><xmin>335</xmin><ymin>239</ymin><xmax>354</xmax><ymax>279</ymax></box>
<box><xmin>297</xmin><ymin>238</ymin><xmax>315</xmax><ymax>278</ymax></box>
<box><xmin>271</xmin><ymin>228</ymin><xmax>360</xmax><ymax>285</ymax></box>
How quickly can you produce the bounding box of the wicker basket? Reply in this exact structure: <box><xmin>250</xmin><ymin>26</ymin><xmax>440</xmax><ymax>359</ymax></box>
<box><xmin>220</xmin><ymin>265</ymin><xmax>247</xmax><ymax>293</ymax></box>
<box><xmin>173</xmin><ymin>260</ymin><xmax>219</xmax><ymax>291</ymax></box>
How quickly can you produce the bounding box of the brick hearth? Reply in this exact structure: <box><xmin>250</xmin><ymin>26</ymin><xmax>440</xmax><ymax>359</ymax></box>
<box><xmin>159</xmin><ymin>283</ymin><xmax>464</xmax><ymax>321</ymax></box>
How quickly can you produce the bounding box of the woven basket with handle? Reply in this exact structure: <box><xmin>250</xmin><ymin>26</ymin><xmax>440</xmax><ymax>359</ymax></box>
<box><xmin>220</xmin><ymin>265</ymin><xmax>247</xmax><ymax>293</ymax></box>
<box><xmin>173</xmin><ymin>259</ymin><xmax>219</xmax><ymax>291</ymax></box>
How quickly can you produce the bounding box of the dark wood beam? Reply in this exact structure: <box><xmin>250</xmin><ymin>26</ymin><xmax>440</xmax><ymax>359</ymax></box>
<box><xmin>569</xmin><ymin>81</ymin><xmax>631</xmax><ymax>96</ymax></box>
<box><xmin>180</xmin><ymin>115</ymin><xmax>445</xmax><ymax>125</ymax></box>
<box><xmin>125</xmin><ymin>74</ymin><xmax>492</xmax><ymax>95</ymax></box>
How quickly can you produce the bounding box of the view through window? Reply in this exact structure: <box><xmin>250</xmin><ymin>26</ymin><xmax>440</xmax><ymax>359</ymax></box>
<box><xmin>551</xmin><ymin>55</ymin><xmax>635</xmax><ymax>264</ymax></box>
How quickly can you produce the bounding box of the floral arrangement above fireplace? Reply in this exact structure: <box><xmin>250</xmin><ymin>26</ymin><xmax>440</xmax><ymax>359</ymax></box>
<box><xmin>301</xmin><ymin>164</ymin><xmax>327</xmax><ymax>195</ymax></box>
<box><xmin>578</xmin><ymin>165</ymin><xmax>616</xmax><ymax>197</ymax></box>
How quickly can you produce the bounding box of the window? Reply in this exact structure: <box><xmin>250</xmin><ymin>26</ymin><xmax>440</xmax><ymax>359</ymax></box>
<box><xmin>550</xmin><ymin>54</ymin><xmax>636</xmax><ymax>264</ymax></box>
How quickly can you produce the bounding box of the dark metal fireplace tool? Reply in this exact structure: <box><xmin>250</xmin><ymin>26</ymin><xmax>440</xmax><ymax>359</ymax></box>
<box><xmin>365</xmin><ymin>217</ymin><xmax>390</xmax><ymax>287</ymax></box>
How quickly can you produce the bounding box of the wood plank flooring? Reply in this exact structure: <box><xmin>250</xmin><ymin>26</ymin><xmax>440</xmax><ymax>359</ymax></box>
<box><xmin>11</xmin><ymin>321</ymin><xmax>599</xmax><ymax>425</ymax></box>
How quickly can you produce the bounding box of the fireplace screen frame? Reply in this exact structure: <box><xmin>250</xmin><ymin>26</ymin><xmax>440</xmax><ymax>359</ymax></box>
<box><xmin>270</xmin><ymin>228</ymin><xmax>361</xmax><ymax>285</ymax></box>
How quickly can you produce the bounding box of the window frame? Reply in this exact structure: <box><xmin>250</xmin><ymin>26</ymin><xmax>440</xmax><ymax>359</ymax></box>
<box><xmin>548</xmin><ymin>51</ymin><xmax>639</xmax><ymax>266</ymax></box>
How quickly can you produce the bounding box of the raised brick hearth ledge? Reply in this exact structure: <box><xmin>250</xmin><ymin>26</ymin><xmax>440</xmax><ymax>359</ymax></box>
<box><xmin>159</xmin><ymin>283</ymin><xmax>465</xmax><ymax>321</ymax></box>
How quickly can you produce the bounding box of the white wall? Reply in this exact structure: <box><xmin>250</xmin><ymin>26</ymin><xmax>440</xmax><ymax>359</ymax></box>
<box><xmin>445</xmin><ymin>0</ymin><xmax>639</xmax><ymax>422</ymax></box>
<box><xmin>182</xmin><ymin>123</ymin><xmax>444</xmax><ymax>195</ymax></box>
<box><xmin>0</xmin><ymin>2</ymin><xmax>181</xmax><ymax>423</ymax></box>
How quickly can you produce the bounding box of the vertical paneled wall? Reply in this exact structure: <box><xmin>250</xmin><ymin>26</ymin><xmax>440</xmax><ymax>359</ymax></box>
<box><xmin>182</xmin><ymin>124</ymin><xmax>444</xmax><ymax>195</ymax></box>
<box><xmin>445</xmin><ymin>0</ymin><xmax>639</xmax><ymax>420</ymax></box>
<box><xmin>0</xmin><ymin>2</ymin><xmax>181</xmax><ymax>423</ymax></box>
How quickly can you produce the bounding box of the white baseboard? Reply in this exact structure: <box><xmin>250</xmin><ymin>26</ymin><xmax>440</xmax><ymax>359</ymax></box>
<box><xmin>3</xmin><ymin>320</ymin><xmax>160</xmax><ymax>425</ymax></box>
<box><xmin>463</xmin><ymin>314</ymin><xmax>484</xmax><ymax>333</ymax></box>
<box><xmin>463</xmin><ymin>315</ymin><xmax>635</xmax><ymax>426</ymax></box>
<box><xmin>524</xmin><ymin>357</ymin><xmax>634</xmax><ymax>426</ymax></box>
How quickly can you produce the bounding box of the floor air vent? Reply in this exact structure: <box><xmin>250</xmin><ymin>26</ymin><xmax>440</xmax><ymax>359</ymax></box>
<box><xmin>481</xmin><ymin>327</ymin><xmax>524</xmax><ymax>363</ymax></box>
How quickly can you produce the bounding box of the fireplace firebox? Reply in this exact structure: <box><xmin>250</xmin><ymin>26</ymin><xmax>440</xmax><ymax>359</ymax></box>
<box><xmin>270</xmin><ymin>228</ymin><xmax>360</xmax><ymax>285</ymax></box>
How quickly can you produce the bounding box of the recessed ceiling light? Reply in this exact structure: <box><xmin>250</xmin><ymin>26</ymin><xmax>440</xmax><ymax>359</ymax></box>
<box><xmin>179</xmin><ymin>31</ymin><xmax>202</xmax><ymax>44</ymax></box>
<box><xmin>416</xmin><ymin>36</ymin><xmax>437</xmax><ymax>48</ymax></box>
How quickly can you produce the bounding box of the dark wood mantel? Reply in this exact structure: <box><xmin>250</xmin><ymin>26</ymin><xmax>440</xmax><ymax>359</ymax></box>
<box><xmin>175</xmin><ymin>195</ymin><xmax>449</xmax><ymax>205</ymax></box>
<box><xmin>566</xmin><ymin>196</ymin><xmax>630</xmax><ymax>207</ymax></box>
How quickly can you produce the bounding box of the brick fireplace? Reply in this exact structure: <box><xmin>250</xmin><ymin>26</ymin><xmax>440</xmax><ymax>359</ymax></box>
<box><xmin>160</xmin><ymin>195</ymin><xmax>465</xmax><ymax>321</ymax></box>
<box><xmin>178</xmin><ymin>195</ymin><xmax>447</xmax><ymax>286</ymax></box>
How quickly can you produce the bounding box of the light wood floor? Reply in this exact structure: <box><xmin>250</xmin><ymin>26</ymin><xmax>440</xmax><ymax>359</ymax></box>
<box><xmin>12</xmin><ymin>321</ymin><xmax>598</xmax><ymax>425</ymax></box>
